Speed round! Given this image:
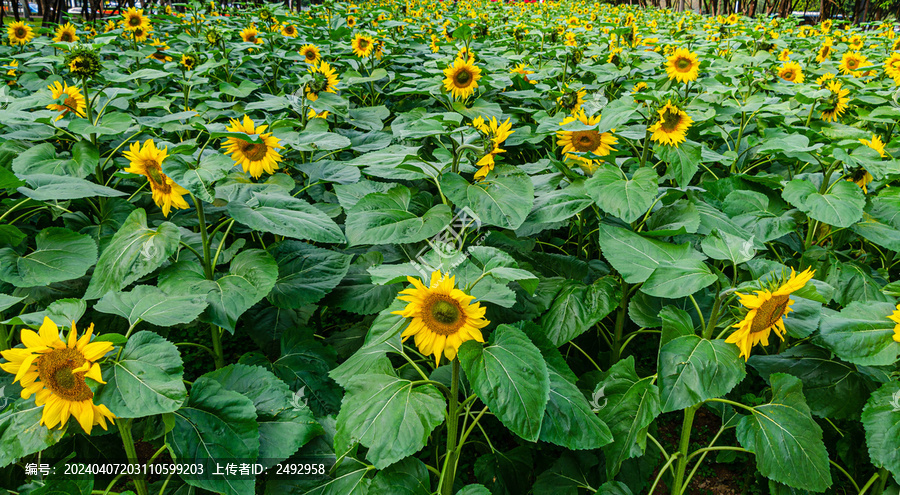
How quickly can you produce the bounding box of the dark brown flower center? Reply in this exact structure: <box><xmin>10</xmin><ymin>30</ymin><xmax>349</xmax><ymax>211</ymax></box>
<box><xmin>783</xmin><ymin>70</ymin><xmax>795</xmax><ymax>81</ymax></box>
<box><xmin>15</xmin><ymin>27</ymin><xmax>26</xmax><ymax>37</ymax></box>
<box><xmin>455</xmin><ymin>68</ymin><xmax>472</xmax><ymax>86</ymax></box>
<box><xmin>61</xmin><ymin>32</ymin><xmax>73</xmax><ymax>42</ymax></box>
<box><xmin>358</xmin><ymin>38</ymin><xmax>370</xmax><ymax>49</ymax></box>
<box><xmin>847</xmin><ymin>59</ymin><xmax>859</xmax><ymax>69</ymax></box>
<box><xmin>675</xmin><ymin>57</ymin><xmax>692</xmax><ymax>71</ymax></box>
<box><xmin>750</xmin><ymin>295</ymin><xmax>789</xmax><ymax>333</ymax></box>
<box><xmin>571</xmin><ymin>130</ymin><xmax>601</xmax><ymax>152</ymax></box>
<box><xmin>423</xmin><ymin>295</ymin><xmax>465</xmax><ymax>335</ymax></box>
<box><xmin>304</xmin><ymin>50</ymin><xmax>317</xmax><ymax>61</ymax></box>
<box><xmin>660</xmin><ymin>108</ymin><xmax>683</xmax><ymax>132</ymax></box>
<box><xmin>237</xmin><ymin>140</ymin><xmax>268</xmax><ymax>161</ymax></box>
<box><xmin>36</xmin><ymin>348</ymin><xmax>93</xmax><ymax>402</ymax></box>
<box><xmin>128</xmin><ymin>16</ymin><xmax>141</xmax><ymax>26</ymax></box>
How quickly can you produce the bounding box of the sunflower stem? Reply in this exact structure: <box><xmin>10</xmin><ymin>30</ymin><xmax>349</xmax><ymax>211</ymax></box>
<box><xmin>118</xmin><ymin>419</ymin><xmax>149</xmax><ymax>495</ymax></box>
<box><xmin>0</xmin><ymin>324</ymin><xmax>8</xmax><ymax>351</ymax></box>
<box><xmin>702</xmin><ymin>291</ymin><xmax>722</xmax><ymax>340</ymax></box>
<box><xmin>439</xmin><ymin>358</ymin><xmax>461</xmax><ymax>495</ymax></box>
<box><xmin>671</xmin><ymin>404</ymin><xmax>698</xmax><ymax>495</ymax></box>
<box><xmin>610</xmin><ymin>280</ymin><xmax>629</xmax><ymax>366</ymax></box>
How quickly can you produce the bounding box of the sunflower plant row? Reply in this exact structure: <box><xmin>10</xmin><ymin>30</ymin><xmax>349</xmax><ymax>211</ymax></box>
<box><xmin>0</xmin><ymin>1</ymin><xmax>899</xmax><ymax>494</ymax></box>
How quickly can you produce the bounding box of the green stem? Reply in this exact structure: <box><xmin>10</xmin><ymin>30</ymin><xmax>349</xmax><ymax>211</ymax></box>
<box><xmin>703</xmin><ymin>292</ymin><xmax>722</xmax><ymax>340</ymax></box>
<box><xmin>805</xmin><ymin>100</ymin><xmax>817</xmax><ymax>127</ymax></box>
<box><xmin>194</xmin><ymin>197</ymin><xmax>213</xmax><ymax>279</ymax></box>
<box><xmin>210</xmin><ymin>325</ymin><xmax>225</xmax><ymax>369</ymax></box>
<box><xmin>439</xmin><ymin>359</ymin><xmax>460</xmax><ymax>495</ymax></box>
<box><xmin>118</xmin><ymin>419</ymin><xmax>149</xmax><ymax>495</ymax></box>
<box><xmin>0</xmin><ymin>324</ymin><xmax>9</xmax><ymax>351</ymax></box>
<box><xmin>671</xmin><ymin>405</ymin><xmax>698</xmax><ymax>494</ymax></box>
<box><xmin>648</xmin><ymin>453</ymin><xmax>682</xmax><ymax>495</ymax></box>
<box><xmin>610</xmin><ymin>280</ymin><xmax>629</xmax><ymax>366</ymax></box>
<box><xmin>869</xmin><ymin>467</ymin><xmax>889</xmax><ymax>495</ymax></box>
<box><xmin>638</xmin><ymin>129</ymin><xmax>651</xmax><ymax>168</ymax></box>
<box><xmin>688</xmin><ymin>295</ymin><xmax>705</xmax><ymax>335</ymax></box>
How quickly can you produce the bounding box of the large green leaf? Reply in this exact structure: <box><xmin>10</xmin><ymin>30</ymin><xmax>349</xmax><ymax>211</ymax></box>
<box><xmin>94</xmin><ymin>285</ymin><xmax>207</xmax><ymax>327</ymax></box>
<box><xmin>0</xmin><ymin>398</ymin><xmax>67</xmax><ymax>468</ymax></box>
<box><xmin>597</xmin><ymin>224</ymin><xmax>705</xmax><ymax>284</ymax></box>
<box><xmin>205</xmin><ymin>364</ymin><xmax>323</xmax><ymax>468</ymax></box>
<box><xmin>95</xmin><ymin>331</ymin><xmax>187</xmax><ymax>418</ymax></box>
<box><xmin>368</xmin><ymin>453</ymin><xmax>431</xmax><ymax>495</ymax></box>
<box><xmin>522</xmin><ymin>181</ymin><xmax>593</xmax><ymax>226</ymax></box>
<box><xmin>167</xmin><ymin>376</ymin><xmax>259</xmax><ymax>495</ymax></box>
<box><xmin>474</xmin><ymin>447</ymin><xmax>534</xmax><ymax>495</ymax></box>
<box><xmin>540</xmin><ymin>277</ymin><xmax>621</xmax><ymax>346</ymax></box>
<box><xmin>749</xmin><ymin>345</ymin><xmax>879</xmax><ymax>419</ymax></box>
<box><xmin>84</xmin><ymin>209</ymin><xmax>180</xmax><ymax>300</ymax></box>
<box><xmin>162</xmin><ymin>152</ymin><xmax>233</xmax><ymax>203</ymax></box>
<box><xmin>458</xmin><ymin>325</ymin><xmax>550</xmax><ymax>441</ymax></box>
<box><xmin>595</xmin><ymin>357</ymin><xmax>661</xmax><ymax>478</ymax></box>
<box><xmin>585</xmin><ymin>166</ymin><xmax>658</xmax><ymax>223</ymax></box>
<box><xmin>861</xmin><ymin>381</ymin><xmax>900</xmax><ymax>484</ymax></box>
<box><xmin>0</xmin><ymin>227</ymin><xmax>97</xmax><ymax>287</ymax></box>
<box><xmin>735</xmin><ymin>373</ymin><xmax>832</xmax><ymax>492</ymax></box>
<box><xmin>227</xmin><ymin>192</ymin><xmax>345</xmax><ymax>244</ymax></box>
<box><xmin>329</xmin><ymin>301</ymin><xmax>405</xmax><ymax>388</ymax></box>
<box><xmin>17</xmin><ymin>174</ymin><xmax>126</xmax><ymax>201</ymax></box>
<box><xmin>817</xmin><ymin>301</ymin><xmax>900</xmax><ymax>366</ymax></box>
<box><xmin>159</xmin><ymin>250</ymin><xmax>278</xmax><ymax>334</ymax></box>
<box><xmin>658</xmin><ymin>140</ymin><xmax>701</xmax><ymax>187</ymax></box>
<box><xmin>782</xmin><ymin>179</ymin><xmax>865</xmax><ymax>227</ymax></box>
<box><xmin>658</xmin><ymin>335</ymin><xmax>746</xmax><ymax>412</ymax></box>
<box><xmin>335</xmin><ymin>373</ymin><xmax>445</xmax><ymax>469</ymax></box>
<box><xmin>269</xmin><ymin>241</ymin><xmax>351</xmax><ymax>308</ymax></box>
<box><xmin>441</xmin><ymin>165</ymin><xmax>534</xmax><ymax>230</ymax></box>
<box><xmin>701</xmin><ymin>229</ymin><xmax>755</xmax><ymax>264</ymax></box>
<box><xmin>640</xmin><ymin>259</ymin><xmax>716</xmax><ymax>299</ymax></box>
<box><xmin>345</xmin><ymin>186</ymin><xmax>452</xmax><ymax>246</ymax></box>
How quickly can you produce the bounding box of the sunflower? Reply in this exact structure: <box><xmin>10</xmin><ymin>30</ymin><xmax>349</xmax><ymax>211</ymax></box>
<box><xmin>510</xmin><ymin>63</ymin><xmax>535</xmax><ymax>84</ymax></box>
<box><xmin>726</xmin><ymin>268</ymin><xmax>815</xmax><ymax>360</ymax></box>
<box><xmin>666</xmin><ymin>47</ymin><xmax>700</xmax><ymax>83</ymax></box>
<box><xmin>889</xmin><ymin>305</ymin><xmax>900</xmax><ymax>343</ymax></box>
<box><xmin>457</xmin><ymin>47</ymin><xmax>475</xmax><ymax>63</ymax></box>
<box><xmin>821</xmin><ymin>80</ymin><xmax>850</xmax><ymax>122</ymax></box>
<box><xmin>240</xmin><ymin>27</ymin><xmax>263</xmax><ymax>45</ymax></box>
<box><xmin>816</xmin><ymin>72</ymin><xmax>835</xmax><ymax>86</ymax></box>
<box><xmin>649</xmin><ymin>101</ymin><xmax>693</xmax><ymax>147</ymax></box>
<box><xmin>557</xmin><ymin>84</ymin><xmax>586</xmax><ymax>114</ymax></box>
<box><xmin>7</xmin><ymin>60</ymin><xmax>18</xmax><ymax>85</ymax></box>
<box><xmin>556</xmin><ymin>109</ymin><xmax>617</xmax><ymax>174</ymax></box>
<box><xmin>46</xmin><ymin>81</ymin><xmax>85</xmax><ymax>121</ymax></box>
<box><xmin>778</xmin><ymin>61</ymin><xmax>804</xmax><ymax>83</ymax></box>
<box><xmin>123</xmin><ymin>140</ymin><xmax>189</xmax><ymax>217</ymax></box>
<box><xmin>392</xmin><ymin>271</ymin><xmax>489</xmax><ymax>367</ymax></box>
<box><xmin>442</xmin><ymin>57</ymin><xmax>482</xmax><ymax>101</ymax></box>
<box><xmin>65</xmin><ymin>48</ymin><xmax>102</xmax><ymax>79</ymax></box>
<box><xmin>351</xmin><ymin>33</ymin><xmax>375</xmax><ymax>58</ymax></box>
<box><xmin>305</xmin><ymin>61</ymin><xmax>339</xmax><ymax>101</ymax></box>
<box><xmin>860</xmin><ymin>135</ymin><xmax>886</xmax><ymax>157</ymax></box>
<box><xmin>472</xmin><ymin>116</ymin><xmax>514</xmax><ymax>180</ymax></box>
<box><xmin>281</xmin><ymin>24</ymin><xmax>298</xmax><ymax>37</ymax></box>
<box><xmin>7</xmin><ymin>21</ymin><xmax>34</xmax><ymax>45</ymax></box>
<box><xmin>130</xmin><ymin>25</ymin><xmax>151</xmax><ymax>42</ymax></box>
<box><xmin>777</xmin><ymin>48</ymin><xmax>792</xmax><ymax>61</ymax></box>
<box><xmin>0</xmin><ymin>317</ymin><xmax>116</xmax><ymax>434</ymax></box>
<box><xmin>121</xmin><ymin>7</ymin><xmax>149</xmax><ymax>31</ymax></box>
<box><xmin>816</xmin><ymin>40</ymin><xmax>833</xmax><ymax>62</ymax></box>
<box><xmin>821</xmin><ymin>19</ymin><xmax>833</xmax><ymax>31</ymax></box>
<box><xmin>180</xmin><ymin>53</ymin><xmax>199</xmax><ymax>71</ymax></box>
<box><xmin>146</xmin><ymin>39</ymin><xmax>171</xmax><ymax>63</ymax></box>
<box><xmin>632</xmin><ymin>82</ymin><xmax>648</xmax><ymax>93</ymax></box>
<box><xmin>307</xmin><ymin>108</ymin><xmax>329</xmax><ymax>119</ymax></box>
<box><xmin>839</xmin><ymin>52</ymin><xmax>868</xmax><ymax>75</ymax></box>
<box><xmin>884</xmin><ymin>52</ymin><xmax>900</xmax><ymax>82</ymax></box>
<box><xmin>430</xmin><ymin>34</ymin><xmax>440</xmax><ymax>53</ymax></box>
<box><xmin>53</xmin><ymin>23</ymin><xmax>79</xmax><ymax>43</ymax></box>
<box><xmin>847</xmin><ymin>168</ymin><xmax>874</xmax><ymax>194</ymax></box>
<box><xmin>299</xmin><ymin>44</ymin><xmax>321</xmax><ymax>64</ymax></box>
<box><xmin>103</xmin><ymin>20</ymin><xmax>116</xmax><ymax>33</ymax></box>
<box><xmin>347</xmin><ymin>15</ymin><xmax>357</xmax><ymax>28</ymax></box>
<box><xmin>221</xmin><ymin>115</ymin><xmax>283</xmax><ymax>179</ymax></box>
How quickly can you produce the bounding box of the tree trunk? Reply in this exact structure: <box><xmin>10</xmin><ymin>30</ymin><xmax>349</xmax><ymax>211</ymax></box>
<box><xmin>11</xmin><ymin>0</ymin><xmax>21</xmax><ymax>21</ymax></box>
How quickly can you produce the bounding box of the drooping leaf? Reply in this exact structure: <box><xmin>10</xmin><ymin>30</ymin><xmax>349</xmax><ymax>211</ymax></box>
<box><xmin>540</xmin><ymin>277</ymin><xmax>622</xmax><ymax>346</ymax></box>
<box><xmin>269</xmin><ymin>241</ymin><xmax>352</xmax><ymax>308</ymax></box>
<box><xmin>817</xmin><ymin>301</ymin><xmax>900</xmax><ymax>366</ymax></box>
<box><xmin>0</xmin><ymin>399</ymin><xmax>67</xmax><ymax>468</ymax></box>
<box><xmin>94</xmin><ymin>285</ymin><xmax>207</xmax><ymax>327</ymax></box>
<box><xmin>227</xmin><ymin>192</ymin><xmax>345</xmax><ymax>244</ymax></box>
<box><xmin>0</xmin><ymin>228</ymin><xmax>97</xmax><ymax>287</ymax></box>
<box><xmin>597</xmin><ymin>224</ymin><xmax>705</xmax><ymax>284</ymax></box>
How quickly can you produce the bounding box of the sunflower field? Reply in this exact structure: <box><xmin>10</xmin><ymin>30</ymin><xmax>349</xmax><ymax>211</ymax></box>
<box><xmin>2</xmin><ymin>1</ymin><xmax>900</xmax><ymax>494</ymax></box>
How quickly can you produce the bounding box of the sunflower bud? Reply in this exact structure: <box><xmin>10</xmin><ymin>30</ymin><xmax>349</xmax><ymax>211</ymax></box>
<box><xmin>64</xmin><ymin>46</ymin><xmax>102</xmax><ymax>79</ymax></box>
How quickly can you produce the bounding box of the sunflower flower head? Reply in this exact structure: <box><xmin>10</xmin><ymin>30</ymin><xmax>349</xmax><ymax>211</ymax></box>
<box><xmin>53</xmin><ymin>22</ymin><xmax>79</xmax><ymax>43</ymax></box>
<box><xmin>305</xmin><ymin>61</ymin><xmax>340</xmax><ymax>102</ymax></box>
<box><xmin>726</xmin><ymin>268</ymin><xmax>815</xmax><ymax>360</ymax></box>
<box><xmin>0</xmin><ymin>317</ymin><xmax>116</xmax><ymax>434</ymax></box>
<box><xmin>299</xmin><ymin>44</ymin><xmax>321</xmax><ymax>64</ymax></box>
<box><xmin>392</xmin><ymin>271</ymin><xmax>489</xmax><ymax>367</ymax></box>
<box><xmin>821</xmin><ymin>80</ymin><xmax>850</xmax><ymax>122</ymax></box>
<box><xmin>442</xmin><ymin>57</ymin><xmax>482</xmax><ymax>101</ymax></box>
<box><xmin>557</xmin><ymin>84</ymin><xmax>586</xmax><ymax>114</ymax></box>
<box><xmin>859</xmin><ymin>135</ymin><xmax>886</xmax><ymax>158</ymax></box>
<box><xmin>46</xmin><ymin>81</ymin><xmax>86</xmax><ymax>121</ymax></box>
<box><xmin>556</xmin><ymin>109</ymin><xmax>617</xmax><ymax>175</ymax></box>
<box><xmin>666</xmin><ymin>47</ymin><xmax>700</xmax><ymax>83</ymax></box>
<box><xmin>122</xmin><ymin>139</ymin><xmax>189</xmax><ymax>217</ymax></box>
<box><xmin>221</xmin><ymin>115</ymin><xmax>284</xmax><ymax>179</ymax></box>
<box><xmin>7</xmin><ymin>21</ymin><xmax>35</xmax><ymax>45</ymax></box>
<box><xmin>889</xmin><ymin>305</ymin><xmax>900</xmax><ymax>343</ymax></box>
<box><xmin>121</xmin><ymin>7</ymin><xmax>149</xmax><ymax>32</ymax></box>
<box><xmin>351</xmin><ymin>32</ymin><xmax>375</xmax><ymax>58</ymax></box>
<box><xmin>472</xmin><ymin>116</ymin><xmax>514</xmax><ymax>180</ymax></box>
<box><xmin>778</xmin><ymin>61</ymin><xmax>804</xmax><ymax>84</ymax></box>
<box><xmin>649</xmin><ymin>100</ymin><xmax>693</xmax><ymax>147</ymax></box>
<box><xmin>63</xmin><ymin>46</ymin><xmax>102</xmax><ymax>79</ymax></box>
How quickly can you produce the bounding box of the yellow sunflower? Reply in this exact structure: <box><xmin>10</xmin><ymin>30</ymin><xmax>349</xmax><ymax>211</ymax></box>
<box><xmin>815</xmin><ymin>40</ymin><xmax>833</xmax><ymax>62</ymax></box>
<box><xmin>122</xmin><ymin>140</ymin><xmax>189</xmax><ymax>217</ymax></box>
<box><xmin>53</xmin><ymin>23</ymin><xmax>79</xmax><ymax>43</ymax></box>
<box><xmin>557</xmin><ymin>84</ymin><xmax>586</xmax><ymax>114</ymax></box>
<box><xmin>556</xmin><ymin>109</ymin><xmax>617</xmax><ymax>174</ymax></box>
<box><xmin>665</xmin><ymin>47</ymin><xmax>700</xmax><ymax>83</ymax></box>
<box><xmin>351</xmin><ymin>33</ymin><xmax>375</xmax><ymax>58</ymax></box>
<box><xmin>847</xmin><ymin>169</ymin><xmax>874</xmax><ymax>194</ymax></box>
<box><xmin>777</xmin><ymin>48</ymin><xmax>792</xmax><ymax>61</ymax></box>
<box><xmin>306</xmin><ymin>60</ymin><xmax>339</xmax><ymax>101</ymax></box>
<box><xmin>884</xmin><ymin>52</ymin><xmax>900</xmax><ymax>82</ymax></box>
<box><xmin>860</xmin><ymin>134</ymin><xmax>886</xmax><ymax>157</ymax></box>
<box><xmin>299</xmin><ymin>44</ymin><xmax>321</xmax><ymax>64</ymax></box>
<box><xmin>46</xmin><ymin>81</ymin><xmax>85</xmax><ymax>121</ymax></box>
<box><xmin>778</xmin><ymin>61</ymin><xmax>804</xmax><ymax>83</ymax></box>
<box><xmin>146</xmin><ymin>39</ymin><xmax>172</xmax><ymax>63</ymax></box>
<box><xmin>307</xmin><ymin>108</ymin><xmax>329</xmax><ymax>119</ymax></box>
<box><xmin>392</xmin><ymin>271</ymin><xmax>489</xmax><ymax>367</ymax></box>
<box><xmin>180</xmin><ymin>53</ymin><xmax>199</xmax><ymax>71</ymax></box>
<box><xmin>472</xmin><ymin>116</ymin><xmax>514</xmax><ymax>180</ymax></box>
<box><xmin>221</xmin><ymin>115</ymin><xmax>283</xmax><ymax>179</ymax></box>
<box><xmin>129</xmin><ymin>25</ymin><xmax>151</xmax><ymax>43</ymax></box>
<box><xmin>121</xmin><ymin>7</ymin><xmax>149</xmax><ymax>31</ymax></box>
<box><xmin>7</xmin><ymin>60</ymin><xmax>18</xmax><ymax>85</ymax></box>
<box><xmin>7</xmin><ymin>21</ymin><xmax>34</xmax><ymax>45</ymax></box>
<box><xmin>0</xmin><ymin>317</ymin><xmax>116</xmax><ymax>434</ymax></box>
<box><xmin>821</xmin><ymin>80</ymin><xmax>850</xmax><ymax>122</ymax></box>
<box><xmin>510</xmin><ymin>63</ymin><xmax>536</xmax><ymax>84</ymax></box>
<box><xmin>649</xmin><ymin>101</ymin><xmax>693</xmax><ymax>147</ymax></box>
<box><xmin>442</xmin><ymin>57</ymin><xmax>482</xmax><ymax>101</ymax></box>
<box><xmin>839</xmin><ymin>51</ymin><xmax>868</xmax><ymax>75</ymax></box>
<box><xmin>104</xmin><ymin>20</ymin><xmax>117</xmax><ymax>33</ymax></box>
<box><xmin>347</xmin><ymin>16</ymin><xmax>357</xmax><ymax>28</ymax></box>
<box><xmin>240</xmin><ymin>27</ymin><xmax>263</xmax><ymax>45</ymax></box>
<box><xmin>889</xmin><ymin>305</ymin><xmax>900</xmax><ymax>343</ymax></box>
<box><xmin>281</xmin><ymin>24</ymin><xmax>298</xmax><ymax>37</ymax></box>
<box><xmin>726</xmin><ymin>268</ymin><xmax>815</xmax><ymax>360</ymax></box>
